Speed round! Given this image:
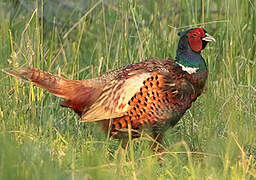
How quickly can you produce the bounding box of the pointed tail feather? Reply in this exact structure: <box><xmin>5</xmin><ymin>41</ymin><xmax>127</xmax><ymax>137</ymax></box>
<box><xmin>3</xmin><ymin>68</ymin><xmax>102</xmax><ymax>114</ymax></box>
<box><xmin>3</xmin><ymin>67</ymin><xmax>76</xmax><ymax>99</ymax></box>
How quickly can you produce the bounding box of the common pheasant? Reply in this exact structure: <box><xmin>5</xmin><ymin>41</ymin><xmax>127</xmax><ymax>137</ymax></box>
<box><xmin>4</xmin><ymin>27</ymin><xmax>215</xmax><ymax>149</ymax></box>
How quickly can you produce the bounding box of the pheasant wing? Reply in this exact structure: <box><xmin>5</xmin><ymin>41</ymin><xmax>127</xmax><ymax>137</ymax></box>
<box><xmin>81</xmin><ymin>71</ymin><xmax>152</xmax><ymax>122</ymax></box>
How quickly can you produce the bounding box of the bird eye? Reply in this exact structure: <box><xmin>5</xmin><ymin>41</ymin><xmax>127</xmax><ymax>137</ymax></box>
<box><xmin>192</xmin><ymin>33</ymin><xmax>197</xmax><ymax>37</ymax></box>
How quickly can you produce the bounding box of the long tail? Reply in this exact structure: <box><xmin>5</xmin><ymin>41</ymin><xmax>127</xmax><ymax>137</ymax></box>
<box><xmin>3</xmin><ymin>67</ymin><xmax>78</xmax><ymax>99</ymax></box>
<box><xmin>3</xmin><ymin>67</ymin><xmax>101</xmax><ymax>115</ymax></box>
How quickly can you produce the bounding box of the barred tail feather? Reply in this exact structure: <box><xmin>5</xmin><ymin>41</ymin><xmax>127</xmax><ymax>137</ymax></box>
<box><xmin>3</xmin><ymin>68</ymin><xmax>101</xmax><ymax>115</ymax></box>
<box><xmin>3</xmin><ymin>67</ymin><xmax>74</xmax><ymax>99</ymax></box>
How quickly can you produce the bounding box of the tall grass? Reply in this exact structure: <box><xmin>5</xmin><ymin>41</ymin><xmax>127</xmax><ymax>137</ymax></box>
<box><xmin>0</xmin><ymin>0</ymin><xmax>255</xmax><ymax>179</ymax></box>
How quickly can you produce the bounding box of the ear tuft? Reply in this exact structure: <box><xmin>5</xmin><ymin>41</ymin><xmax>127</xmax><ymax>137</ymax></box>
<box><xmin>177</xmin><ymin>28</ymin><xmax>194</xmax><ymax>37</ymax></box>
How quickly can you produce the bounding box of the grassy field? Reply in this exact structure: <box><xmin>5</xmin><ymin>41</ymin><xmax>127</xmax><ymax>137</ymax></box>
<box><xmin>0</xmin><ymin>0</ymin><xmax>255</xmax><ymax>179</ymax></box>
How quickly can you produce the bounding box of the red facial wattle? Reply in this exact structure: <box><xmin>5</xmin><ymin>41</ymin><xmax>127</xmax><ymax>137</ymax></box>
<box><xmin>186</xmin><ymin>28</ymin><xmax>206</xmax><ymax>52</ymax></box>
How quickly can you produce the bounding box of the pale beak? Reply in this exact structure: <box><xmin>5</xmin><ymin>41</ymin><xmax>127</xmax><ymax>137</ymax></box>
<box><xmin>202</xmin><ymin>33</ymin><xmax>216</xmax><ymax>42</ymax></box>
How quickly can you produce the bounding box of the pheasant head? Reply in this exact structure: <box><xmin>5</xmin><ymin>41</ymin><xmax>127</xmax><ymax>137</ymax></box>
<box><xmin>175</xmin><ymin>28</ymin><xmax>215</xmax><ymax>74</ymax></box>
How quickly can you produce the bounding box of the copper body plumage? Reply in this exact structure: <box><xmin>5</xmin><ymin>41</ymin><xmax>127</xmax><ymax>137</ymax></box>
<box><xmin>4</xmin><ymin>28</ymin><xmax>215</xmax><ymax>148</ymax></box>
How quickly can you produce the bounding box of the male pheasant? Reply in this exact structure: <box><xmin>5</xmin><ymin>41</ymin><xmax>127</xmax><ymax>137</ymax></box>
<box><xmin>4</xmin><ymin>27</ymin><xmax>215</xmax><ymax>148</ymax></box>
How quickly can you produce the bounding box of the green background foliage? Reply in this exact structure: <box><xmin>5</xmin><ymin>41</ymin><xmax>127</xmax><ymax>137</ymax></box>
<box><xmin>0</xmin><ymin>0</ymin><xmax>255</xmax><ymax>179</ymax></box>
